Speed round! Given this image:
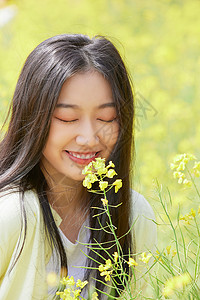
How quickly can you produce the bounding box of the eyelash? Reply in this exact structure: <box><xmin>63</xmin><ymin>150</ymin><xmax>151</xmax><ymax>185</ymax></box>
<box><xmin>55</xmin><ymin>118</ymin><xmax>78</xmax><ymax>123</ymax></box>
<box><xmin>97</xmin><ymin>118</ymin><xmax>117</xmax><ymax>123</ymax></box>
<box><xmin>56</xmin><ymin>118</ymin><xmax>116</xmax><ymax>123</ymax></box>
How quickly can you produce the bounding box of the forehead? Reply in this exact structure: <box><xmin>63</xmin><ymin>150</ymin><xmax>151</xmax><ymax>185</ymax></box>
<box><xmin>57</xmin><ymin>71</ymin><xmax>114</xmax><ymax>107</ymax></box>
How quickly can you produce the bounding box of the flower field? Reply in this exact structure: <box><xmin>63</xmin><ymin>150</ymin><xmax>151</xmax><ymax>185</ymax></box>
<box><xmin>0</xmin><ymin>0</ymin><xmax>199</xmax><ymax>298</ymax></box>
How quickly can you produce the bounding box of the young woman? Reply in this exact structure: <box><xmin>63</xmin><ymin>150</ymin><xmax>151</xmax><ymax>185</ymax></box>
<box><xmin>0</xmin><ymin>34</ymin><xmax>156</xmax><ymax>299</ymax></box>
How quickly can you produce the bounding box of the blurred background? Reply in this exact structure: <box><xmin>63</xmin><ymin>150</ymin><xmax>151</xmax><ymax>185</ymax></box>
<box><xmin>0</xmin><ymin>0</ymin><xmax>199</xmax><ymax>211</ymax></box>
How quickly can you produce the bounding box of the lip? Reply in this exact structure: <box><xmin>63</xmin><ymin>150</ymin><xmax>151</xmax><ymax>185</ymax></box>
<box><xmin>65</xmin><ymin>151</ymin><xmax>100</xmax><ymax>165</ymax></box>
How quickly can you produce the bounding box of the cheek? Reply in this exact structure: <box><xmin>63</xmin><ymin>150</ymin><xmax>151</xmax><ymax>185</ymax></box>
<box><xmin>98</xmin><ymin>122</ymin><xmax>119</xmax><ymax>148</ymax></box>
<box><xmin>44</xmin><ymin>123</ymin><xmax>71</xmax><ymax>149</ymax></box>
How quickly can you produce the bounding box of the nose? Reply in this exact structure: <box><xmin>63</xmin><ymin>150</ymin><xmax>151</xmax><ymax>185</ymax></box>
<box><xmin>75</xmin><ymin>120</ymin><xmax>100</xmax><ymax>148</ymax></box>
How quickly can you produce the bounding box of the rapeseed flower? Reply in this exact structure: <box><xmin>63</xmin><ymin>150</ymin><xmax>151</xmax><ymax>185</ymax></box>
<box><xmin>113</xmin><ymin>252</ymin><xmax>119</xmax><ymax>263</ymax></box>
<box><xmin>91</xmin><ymin>292</ymin><xmax>99</xmax><ymax>300</ymax></box>
<box><xmin>76</xmin><ymin>279</ymin><xmax>88</xmax><ymax>289</ymax></box>
<box><xmin>101</xmin><ymin>198</ymin><xmax>108</xmax><ymax>207</ymax></box>
<box><xmin>106</xmin><ymin>169</ymin><xmax>117</xmax><ymax>178</ymax></box>
<box><xmin>99</xmin><ymin>181</ymin><xmax>108</xmax><ymax>191</ymax></box>
<box><xmin>192</xmin><ymin>161</ymin><xmax>200</xmax><ymax>177</ymax></box>
<box><xmin>179</xmin><ymin>208</ymin><xmax>196</xmax><ymax>225</ymax></box>
<box><xmin>113</xmin><ymin>179</ymin><xmax>122</xmax><ymax>193</ymax></box>
<box><xmin>99</xmin><ymin>259</ymin><xmax>113</xmax><ymax>282</ymax></box>
<box><xmin>171</xmin><ymin>153</ymin><xmax>199</xmax><ymax>186</ymax></box>
<box><xmin>163</xmin><ymin>273</ymin><xmax>191</xmax><ymax>297</ymax></box>
<box><xmin>127</xmin><ymin>257</ymin><xmax>138</xmax><ymax>267</ymax></box>
<box><xmin>139</xmin><ymin>252</ymin><xmax>152</xmax><ymax>264</ymax></box>
<box><xmin>166</xmin><ymin>245</ymin><xmax>171</xmax><ymax>255</ymax></box>
<box><xmin>56</xmin><ymin>276</ymin><xmax>88</xmax><ymax>300</ymax></box>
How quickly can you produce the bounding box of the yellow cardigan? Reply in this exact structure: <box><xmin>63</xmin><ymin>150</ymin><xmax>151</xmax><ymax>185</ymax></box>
<box><xmin>0</xmin><ymin>189</ymin><xmax>62</xmax><ymax>300</ymax></box>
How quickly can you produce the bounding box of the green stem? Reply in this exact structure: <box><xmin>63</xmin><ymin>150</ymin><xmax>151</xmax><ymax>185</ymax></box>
<box><xmin>158</xmin><ymin>183</ymin><xmax>184</xmax><ymax>272</ymax></box>
<box><xmin>186</xmin><ymin>166</ymin><xmax>200</xmax><ymax>199</ymax></box>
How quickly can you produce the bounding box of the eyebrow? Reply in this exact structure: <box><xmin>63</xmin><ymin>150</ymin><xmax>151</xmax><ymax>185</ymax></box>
<box><xmin>56</xmin><ymin>102</ymin><xmax>115</xmax><ymax>109</ymax></box>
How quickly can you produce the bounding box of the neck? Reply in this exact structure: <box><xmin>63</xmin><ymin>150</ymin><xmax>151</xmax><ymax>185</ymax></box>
<box><xmin>41</xmin><ymin>167</ymin><xmax>89</xmax><ymax>220</ymax></box>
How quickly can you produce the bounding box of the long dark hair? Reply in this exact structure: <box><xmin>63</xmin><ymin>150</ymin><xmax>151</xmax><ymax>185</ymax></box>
<box><xmin>0</xmin><ymin>34</ymin><xmax>134</xmax><ymax>298</ymax></box>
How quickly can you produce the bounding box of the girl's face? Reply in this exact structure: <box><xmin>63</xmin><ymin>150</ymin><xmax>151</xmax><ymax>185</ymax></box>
<box><xmin>41</xmin><ymin>71</ymin><xmax>119</xmax><ymax>183</ymax></box>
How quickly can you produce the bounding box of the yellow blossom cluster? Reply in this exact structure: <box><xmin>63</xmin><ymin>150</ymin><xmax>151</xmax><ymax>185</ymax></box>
<box><xmin>113</xmin><ymin>251</ymin><xmax>119</xmax><ymax>263</ymax></box>
<box><xmin>179</xmin><ymin>207</ymin><xmax>200</xmax><ymax>225</ymax></box>
<box><xmin>98</xmin><ymin>259</ymin><xmax>113</xmax><ymax>282</ymax></box>
<box><xmin>138</xmin><ymin>252</ymin><xmax>152</xmax><ymax>264</ymax></box>
<box><xmin>155</xmin><ymin>247</ymin><xmax>177</xmax><ymax>264</ymax></box>
<box><xmin>170</xmin><ymin>153</ymin><xmax>200</xmax><ymax>186</ymax></box>
<box><xmin>56</xmin><ymin>276</ymin><xmax>90</xmax><ymax>300</ymax></box>
<box><xmin>127</xmin><ymin>252</ymin><xmax>152</xmax><ymax>268</ymax></box>
<box><xmin>163</xmin><ymin>273</ymin><xmax>191</xmax><ymax>297</ymax></box>
<box><xmin>82</xmin><ymin>158</ymin><xmax>122</xmax><ymax>195</ymax></box>
<box><xmin>127</xmin><ymin>257</ymin><xmax>138</xmax><ymax>267</ymax></box>
<box><xmin>165</xmin><ymin>246</ymin><xmax>177</xmax><ymax>258</ymax></box>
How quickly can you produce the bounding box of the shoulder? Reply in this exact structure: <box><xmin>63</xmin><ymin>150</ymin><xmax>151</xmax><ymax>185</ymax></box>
<box><xmin>0</xmin><ymin>188</ymin><xmax>40</xmax><ymax>232</ymax></box>
<box><xmin>130</xmin><ymin>189</ymin><xmax>155</xmax><ymax>220</ymax></box>
<box><xmin>0</xmin><ymin>188</ymin><xmax>41</xmax><ymax>255</ymax></box>
<box><xmin>0</xmin><ymin>189</ymin><xmax>21</xmax><ymax>230</ymax></box>
<box><xmin>130</xmin><ymin>189</ymin><xmax>157</xmax><ymax>253</ymax></box>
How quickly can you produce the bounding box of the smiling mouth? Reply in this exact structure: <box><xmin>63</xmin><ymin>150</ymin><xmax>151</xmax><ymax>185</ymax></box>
<box><xmin>66</xmin><ymin>151</ymin><xmax>99</xmax><ymax>159</ymax></box>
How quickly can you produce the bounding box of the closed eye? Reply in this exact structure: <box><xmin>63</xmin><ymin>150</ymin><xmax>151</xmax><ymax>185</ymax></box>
<box><xmin>55</xmin><ymin>117</ymin><xmax>78</xmax><ymax>123</ymax></box>
<box><xmin>97</xmin><ymin>118</ymin><xmax>117</xmax><ymax>123</ymax></box>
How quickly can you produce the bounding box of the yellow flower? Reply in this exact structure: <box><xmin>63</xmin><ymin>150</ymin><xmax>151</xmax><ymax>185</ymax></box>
<box><xmin>180</xmin><ymin>208</ymin><xmax>196</xmax><ymax>225</ymax></box>
<box><xmin>98</xmin><ymin>259</ymin><xmax>113</xmax><ymax>282</ymax></box>
<box><xmin>155</xmin><ymin>250</ymin><xmax>163</xmax><ymax>263</ymax></box>
<box><xmin>198</xmin><ymin>206</ymin><xmax>200</xmax><ymax>215</ymax></box>
<box><xmin>113</xmin><ymin>179</ymin><xmax>122</xmax><ymax>193</ymax></box>
<box><xmin>76</xmin><ymin>279</ymin><xmax>88</xmax><ymax>289</ymax></box>
<box><xmin>173</xmin><ymin>153</ymin><xmax>196</xmax><ymax>163</ymax></box>
<box><xmin>91</xmin><ymin>292</ymin><xmax>99</xmax><ymax>300</ymax></box>
<box><xmin>166</xmin><ymin>245</ymin><xmax>171</xmax><ymax>255</ymax></box>
<box><xmin>82</xmin><ymin>162</ymin><xmax>93</xmax><ymax>175</ymax></box>
<box><xmin>177</xmin><ymin>161</ymin><xmax>186</xmax><ymax>171</ymax></box>
<box><xmin>173</xmin><ymin>171</ymin><xmax>185</xmax><ymax>180</ymax></box>
<box><xmin>173</xmin><ymin>154</ymin><xmax>185</xmax><ymax>163</ymax></box>
<box><xmin>101</xmin><ymin>198</ymin><xmax>108</xmax><ymax>207</ymax></box>
<box><xmin>139</xmin><ymin>252</ymin><xmax>152</xmax><ymax>264</ymax></box>
<box><xmin>99</xmin><ymin>259</ymin><xmax>112</xmax><ymax>272</ymax></box>
<box><xmin>106</xmin><ymin>169</ymin><xmax>117</xmax><ymax>178</ymax></box>
<box><xmin>99</xmin><ymin>181</ymin><xmax>108</xmax><ymax>191</ymax></box>
<box><xmin>127</xmin><ymin>257</ymin><xmax>138</xmax><ymax>267</ymax></box>
<box><xmin>88</xmin><ymin>173</ymin><xmax>98</xmax><ymax>183</ymax></box>
<box><xmin>170</xmin><ymin>163</ymin><xmax>178</xmax><ymax>170</ymax></box>
<box><xmin>83</xmin><ymin>173</ymin><xmax>98</xmax><ymax>189</ymax></box>
<box><xmin>190</xmin><ymin>208</ymin><xmax>196</xmax><ymax>217</ymax></box>
<box><xmin>108</xmin><ymin>161</ymin><xmax>115</xmax><ymax>168</ymax></box>
<box><xmin>57</xmin><ymin>276</ymin><xmax>88</xmax><ymax>299</ymax></box>
<box><xmin>179</xmin><ymin>214</ymin><xmax>192</xmax><ymax>225</ymax></box>
<box><xmin>183</xmin><ymin>179</ymin><xmax>192</xmax><ymax>187</ymax></box>
<box><xmin>61</xmin><ymin>276</ymin><xmax>75</xmax><ymax>287</ymax></box>
<box><xmin>93</xmin><ymin>158</ymin><xmax>107</xmax><ymax>175</ymax></box>
<box><xmin>66</xmin><ymin>276</ymin><xmax>75</xmax><ymax>287</ymax></box>
<box><xmin>113</xmin><ymin>252</ymin><xmax>119</xmax><ymax>263</ymax></box>
<box><xmin>192</xmin><ymin>169</ymin><xmax>200</xmax><ymax>177</ymax></box>
<box><xmin>56</xmin><ymin>288</ymin><xmax>73</xmax><ymax>299</ymax></box>
<box><xmin>104</xmin><ymin>259</ymin><xmax>112</xmax><ymax>269</ymax></box>
<box><xmin>171</xmin><ymin>250</ymin><xmax>177</xmax><ymax>258</ymax></box>
<box><xmin>83</xmin><ymin>177</ymin><xmax>92</xmax><ymax>189</ymax></box>
<box><xmin>72</xmin><ymin>289</ymin><xmax>81</xmax><ymax>298</ymax></box>
<box><xmin>163</xmin><ymin>273</ymin><xmax>191</xmax><ymax>297</ymax></box>
<box><xmin>193</xmin><ymin>161</ymin><xmax>200</xmax><ymax>171</ymax></box>
<box><xmin>104</xmin><ymin>273</ymin><xmax>112</xmax><ymax>281</ymax></box>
